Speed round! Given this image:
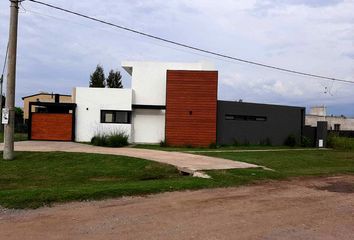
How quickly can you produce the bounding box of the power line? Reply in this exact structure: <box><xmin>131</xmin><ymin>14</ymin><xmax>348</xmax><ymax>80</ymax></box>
<box><xmin>26</xmin><ymin>0</ymin><xmax>353</xmax><ymax>84</ymax></box>
<box><xmin>1</xmin><ymin>42</ymin><xmax>9</xmax><ymax>78</ymax></box>
<box><xmin>25</xmin><ymin>9</ymin><xmax>241</xmax><ymax>67</ymax></box>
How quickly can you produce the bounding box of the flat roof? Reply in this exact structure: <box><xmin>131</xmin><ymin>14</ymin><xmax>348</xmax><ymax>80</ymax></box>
<box><xmin>29</xmin><ymin>101</ymin><xmax>76</xmax><ymax>108</ymax></box>
<box><xmin>217</xmin><ymin>100</ymin><xmax>305</xmax><ymax>110</ymax></box>
<box><xmin>22</xmin><ymin>93</ymin><xmax>71</xmax><ymax>100</ymax></box>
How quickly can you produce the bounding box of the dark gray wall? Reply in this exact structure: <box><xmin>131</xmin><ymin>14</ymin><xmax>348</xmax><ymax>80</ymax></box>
<box><xmin>316</xmin><ymin>121</ymin><xmax>328</xmax><ymax>148</ymax></box>
<box><xmin>217</xmin><ymin>101</ymin><xmax>305</xmax><ymax>146</ymax></box>
<box><xmin>303</xmin><ymin>125</ymin><xmax>316</xmax><ymax>147</ymax></box>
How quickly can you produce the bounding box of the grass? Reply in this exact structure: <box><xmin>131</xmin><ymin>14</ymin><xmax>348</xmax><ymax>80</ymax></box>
<box><xmin>0</xmin><ymin>152</ymin><xmax>213</xmax><ymax>209</ymax></box>
<box><xmin>0</xmin><ymin>150</ymin><xmax>354</xmax><ymax>209</ymax></box>
<box><xmin>328</xmin><ymin>135</ymin><xmax>354</xmax><ymax>151</ymax></box>
<box><xmin>134</xmin><ymin>144</ymin><xmax>303</xmax><ymax>152</ymax></box>
<box><xmin>203</xmin><ymin>150</ymin><xmax>354</xmax><ymax>177</ymax></box>
<box><xmin>0</xmin><ymin>132</ymin><xmax>28</xmax><ymax>142</ymax></box>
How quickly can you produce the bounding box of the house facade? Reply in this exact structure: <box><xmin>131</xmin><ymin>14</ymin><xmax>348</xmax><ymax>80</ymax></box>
<box><xmin>306</xmin><ymin>106</ymin><xmax>354</xmax><ymax>131</ymax></box>
<box><xmin>22</xmin><ymin>92</ymin><xmax>72</xmax><ymax>123</ymax></box>
<box><xmin>74</xmin><ymin>61</ymin><xmax>217</xmax><ymax>144</ymax></box>
<box><xmin>25</xmin><ymin>61</ymin><xmax>305</xmax><ymax>146</ymax></box>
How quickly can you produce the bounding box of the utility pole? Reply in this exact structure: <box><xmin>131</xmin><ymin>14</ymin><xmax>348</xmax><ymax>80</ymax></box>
<box><xmin>3</xmin><ymin>0</ymin><xmax>20</xmax><ymax>160</ymax></box>
<box><xmin>0</xmin><ymin>74</ymin><xmax>3</xmax><ymax>133</ymax></box>
<box><xmin>0</xmin><ymin>43</ymin><xmax>9</xmax><ymax>133</ymax></box>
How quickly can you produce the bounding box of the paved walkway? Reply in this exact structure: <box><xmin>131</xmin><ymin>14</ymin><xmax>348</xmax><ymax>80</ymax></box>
<box><xmin>0</xmin><ymin>141</ymin><xmax>260</xmax><ymax>174</ymax></box>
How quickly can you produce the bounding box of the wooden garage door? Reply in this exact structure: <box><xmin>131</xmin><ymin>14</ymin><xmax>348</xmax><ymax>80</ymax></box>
<box><xmin>31</xmin><ymin>113</ymin><xmax>73</xmax><ymax>141</ymax></box>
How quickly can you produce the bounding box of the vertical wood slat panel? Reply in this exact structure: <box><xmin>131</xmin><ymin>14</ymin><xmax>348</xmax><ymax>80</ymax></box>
<box><xmin>166</xmin><ymin>70</ymin><xmax>218</xmax><ymax>147</ymax></box>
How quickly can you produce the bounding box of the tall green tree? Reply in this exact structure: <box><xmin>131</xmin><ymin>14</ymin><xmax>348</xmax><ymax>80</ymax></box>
<box><xmin>89</xmin><ymin>65</ymin><xmax>106</xmax><ymax>88</ymax></box>
<box><xmin>106</xmin><ymin>70</ymin><xmax>123</xmax><ymax>88</ymax></box>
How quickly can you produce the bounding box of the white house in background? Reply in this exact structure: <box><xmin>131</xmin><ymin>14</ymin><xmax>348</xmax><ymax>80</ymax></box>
<box><xmin>73</xmin><ymin>61</ymin><xmax>216</xmax><ymax>143</ymax></box>
<box><xmin>305</xmin><ymin>106</ymin><xmax>354</xmax><ymax>131</ymax></box>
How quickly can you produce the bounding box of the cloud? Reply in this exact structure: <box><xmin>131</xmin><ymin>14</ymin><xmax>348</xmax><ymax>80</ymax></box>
<box><xmin>0</xmin><ymin>0</ymin><xmax>353</xmax><ymax>116</ymax></box>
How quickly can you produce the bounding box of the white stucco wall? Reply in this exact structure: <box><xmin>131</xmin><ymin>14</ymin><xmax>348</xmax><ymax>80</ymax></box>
<box><xmin>306</xmin><ymin>115</ymin><xmax>354</xmax><ymax>131</ymax></box>
<box><xmin>309</xmin><ymin>106</ymin><xmax>326</xmax><ymax>116</ymax></box>
<box><xmin>74</xmin><ymin>87</ymin><xmax>133</xmax><ymax>142</ymax></box>
<box><xmin>122</xmin><ymin>61</ymin><xmax>215</xmax><ymax>106</ymax></box>
<box><xmin>131</xmin><ymin>109</ymin><xmax>165</xmax><ymax>144</ymax></box>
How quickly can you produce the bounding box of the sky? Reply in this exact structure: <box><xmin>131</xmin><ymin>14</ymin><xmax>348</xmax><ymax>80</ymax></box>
<box><xmin>0</xmin><ymin>0</ymin><xmax>353</xmax><ymax>116</ymax></box>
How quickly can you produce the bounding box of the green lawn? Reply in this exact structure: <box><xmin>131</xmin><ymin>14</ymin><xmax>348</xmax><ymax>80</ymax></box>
<box><xmin>0</xmin><ymin>152</ymin><xmax>214</xmax><ymax>209</ymax></box>
<box><xmin>203</xmin><ymin>150</ymin><xmax>354</xmax><ymax>178</ymax></box>
<box><xmin>0</xmin><ymin>150</ymin><xmax>354</xmax><ymax>209</ymax></box>
<box><xmin>0</xmin><ymin>132</ymin><xmax>28</xmax><ymax>142</ymax></box>
<box><xmin>134</xmin><ymin>144</ymin><xmax>302</xmax><ymax>152</ymax></box>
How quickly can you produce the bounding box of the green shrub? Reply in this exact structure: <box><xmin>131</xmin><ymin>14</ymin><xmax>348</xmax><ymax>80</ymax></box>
<box><xmin>107</xmin><ymin>133</ymin><xmax>129</xmax><ymax>147</ymax></box>
<box><xmin>91</xmin><ymin>131</ymin><xmax>129</xmax><ymax>148</ymax></box>
<box><xmin>284</xmin><ymin>134</ymin><xmax>297</xmax><ymax>147</ymax></box>
<box><xmin>90</xmin><ymin>134</ymin><xmax>108</xmax><ymax>146</ymax></box>
<box><xmin>232</xmin><ymin>139</ymin><xmax>239</xmax><ymax>147</ymax></box>
<box><xmin>301</xmin><ymin>136</ymin><xmax>313</xmax><ymax>147</ymax></box>
<box><xmin>327</xmin><ymin>132</ymin><xmax>338</xmax><ymax>148</ymax></box>
<box><xmin>327</xmin><ymin>134</ymin><xmax>354</xmax><ymax>150</ymax></box>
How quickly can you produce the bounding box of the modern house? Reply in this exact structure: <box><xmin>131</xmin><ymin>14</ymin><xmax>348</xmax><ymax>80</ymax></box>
<box><xmin>26</xmin><ymin>61</ymin><xmax>305</xmax><ymax>146</ymax></box>
<box><xmin>306</xmin><ymin>106</ymin><xmax>354</xmax><ymax>131</ymax></box>
<box><xmin>74</xmin><ymin>61</ymin><xmax>217</xmax><ymax>145</ymax></box>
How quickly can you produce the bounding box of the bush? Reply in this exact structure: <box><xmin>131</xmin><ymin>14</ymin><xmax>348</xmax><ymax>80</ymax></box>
<box><xmin>301</xmin><ymin>136</ymin><xmax>313</xmax><ymax>147</ymax></box>
<box><xmin>107</xmin><ymin>133</ymin><xmax>129</xmax><ymax>147</ymax></box>
<box><xmin>327</xmin><ymin>132</ymin><xmax>338</xmax><ymax>148</ymax></box>
<box><xmin>91</xmin><ymin>131</ymin><xmax>129</xmax><ymax>148</ymax></box>
<box><xmin>232</xmin><ymin>139</ymin><xmax>239</xmax><ymax>147</ymax></box>
<box><xmin>91</xmin><ymin>134</ymin><xmax>108</xmax><ymax>146</ymax></box>
<box><xmin>327</xmin><ymin>134</ymin><xmax>354</xmax><ymax>151</ymax></box>
<box><xmin>284</xmin><ymin>134</ymin><xmax>297</xmax><ymax>147</ymax></box>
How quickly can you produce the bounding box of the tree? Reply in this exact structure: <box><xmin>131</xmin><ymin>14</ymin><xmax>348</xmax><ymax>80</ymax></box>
<box><xmin>89</xmin><ymin>65</ymin><xmax>106</xmax><ymax>88</ymax></box>
<box><xmin>106</xmin><ymin>70</ymin><xmax>123</xmax><ymax>88</ymax></box>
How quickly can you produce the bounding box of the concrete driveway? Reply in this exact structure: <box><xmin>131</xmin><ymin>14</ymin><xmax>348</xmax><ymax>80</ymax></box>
<box><xmin>0</xmin><ymin>141</ymin><xmax>259</xmax><ymax>174</ymax></box>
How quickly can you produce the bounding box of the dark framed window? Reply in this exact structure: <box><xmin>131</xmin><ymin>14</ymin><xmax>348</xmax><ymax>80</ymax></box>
<box><xmin>225</xmin><ymin>114</ymin><xmax>267</xmax><ymax>121</ymax></box>
<box><xmin>100</xmin><ymin>110</ymin><xmax>131</xmax><ymax>124</ymax></box>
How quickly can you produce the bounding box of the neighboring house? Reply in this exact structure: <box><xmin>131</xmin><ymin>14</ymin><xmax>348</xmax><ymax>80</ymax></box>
<box><xmin>306</xmin><ymin>106</ymin><xmax>354</xmax><ymax>131</ymax></box>
<box><xmin>27</xmin><ymin>61</ymin><xmax>305</xmax><ymax>146</ymax></box>
<box><xmin>22</xmin><ymin>92</ymin><xmax>72</xmax><ymax>123</ymax></box>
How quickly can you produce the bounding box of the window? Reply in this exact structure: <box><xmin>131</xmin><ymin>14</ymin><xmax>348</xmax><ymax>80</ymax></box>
<box><xmin>100</xmin><ymin>110</ymin><xmax>131</xmax><ymax>124</ymax></box>
<box><xmin>334</xmin><ymin>124</ymin><xmax>340</xmax><ymax>131</ymax></box>
<box><xmin>225</xmin><ymin>114</ymin><xmax>267</xmax><ymax>121</ymax></box>
<box><xmin>35</xmin><ymin>106</ymin><xmax>47</xmax><ymax>113</ymax></box>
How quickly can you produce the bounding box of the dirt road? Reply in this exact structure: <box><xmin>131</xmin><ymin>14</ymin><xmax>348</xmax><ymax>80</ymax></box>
<box><xmin>1</xmin><ymin>176</ymin><xmax>354</xmax><ymax>240</ymax></box>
